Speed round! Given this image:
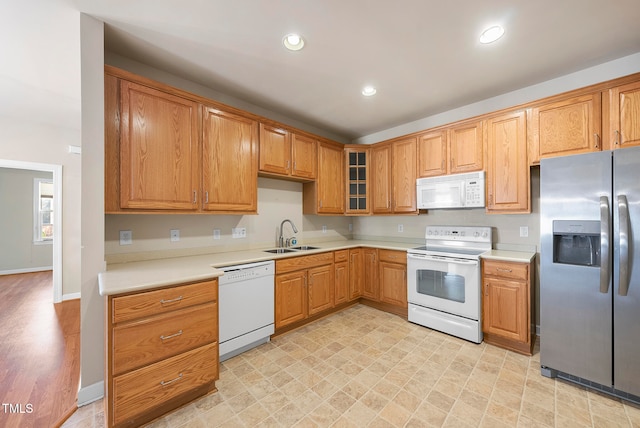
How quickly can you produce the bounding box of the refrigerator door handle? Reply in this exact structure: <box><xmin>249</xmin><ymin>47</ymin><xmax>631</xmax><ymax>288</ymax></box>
<box><xmin>600</xmin><ymin>196</ymin><xmax>611</xmax><ymax>294</ymax></box>
<box><xmin>618</xmin><ymin>195</ymin><xmax>630</xmax><ymax>296</ymax></box>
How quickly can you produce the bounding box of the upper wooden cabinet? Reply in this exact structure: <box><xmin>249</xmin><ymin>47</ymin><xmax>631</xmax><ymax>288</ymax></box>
<box><xmin>345</xmin><ymin>146</ymin><xmax>370</xmax><ymax>215</ymax></box>
<box><xmin>604</xmin><ymin>80</ymin><xmax>640</xmax><ymax>150</ymax></box>
<box><xmin>119</xmin><ymin>80</ymin><xmax>200</xmax><ymax>211</ymax></box>
<box><xmin>529</xmin><ymin>92</ymin><xmax>602</xmax><ymax>164</ymax></box>
<box><xmin>417</xmin><ymin>122</ymin><xmax>483</xmax><ymax>178</ymax></box>
<box><xmin>202</xmin><ymin>106</ymin><xmax>258</xmax><ymax>213</ymax></box>
<box><xmin>303</xmin><ymin>141</ymin><xmax>345</xmax><ymax>214</ymax></box>
<box><xmin>371</xmin><ymin>138</ymin><xmax>417</xmax><ymax>214</ymax></box>
<box><xmin>449</xmin><ymin>120</ymin><xmax>484</xmax><ymax>174</ymax></box>
<box><xmin>259</xmin><ymin>124</ymin><xmax>317</xmax><ymax>180</ymax></box>
<box><xmin>486</xmin><ymin>111</ymin><xmax>530</xmax><ymax>214</ymax></box>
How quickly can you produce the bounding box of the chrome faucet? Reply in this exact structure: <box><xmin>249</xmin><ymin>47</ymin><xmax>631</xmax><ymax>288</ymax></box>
<box><xmin>279</xmin><ymin>219</ymin><xmax>298</xmax><ymax>248</ymax></box>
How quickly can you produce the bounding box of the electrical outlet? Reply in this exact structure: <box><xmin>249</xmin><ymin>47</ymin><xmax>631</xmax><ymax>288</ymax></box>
<box><xmin>119</xmin><ymin>230</ymin><xmax>132</xmax><ymax>246</ymax></box>
<box><xmin>398</xmin><ymin>224</ymin><xmax>404</xmax><ymax>233</ymax></box>
<box><xmin>348</xmin><ymin>223</ymin><xmax>353</xmax><ymax>232</ymax></box>
<box><xmin>232</xmin><ymin>227</ymin><xmax>247</xmax><ymax>239</ymax></box>
<box><xmin>213</xmin><ymin>229</ymin><xmax>221</xmax><ymax>240</ymax></box>
<box><xmin>170</xmin><ymin>229</ymin><xmax>180</xmax><ymax>242</ymax></box>
<box><xmin>322</xmin><ymin>225</ymin><xmax>327</xmax><ymax>234</ymax></box>
<box><xmin>520</xmin><ymin>226</ymin><xmax>529</xmax><ymax>238</ymax></box>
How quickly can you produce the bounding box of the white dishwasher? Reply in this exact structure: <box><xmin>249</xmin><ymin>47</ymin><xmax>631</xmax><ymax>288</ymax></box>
<box><xmin>218</xmin><ymin>260</ymin><xmax>275</xmax><ymax>362</ymax></box>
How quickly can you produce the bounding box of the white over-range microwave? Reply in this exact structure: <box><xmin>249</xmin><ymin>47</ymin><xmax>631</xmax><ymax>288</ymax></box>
<box><xmin>416</xmin><ymin>171</ymin><xmax>485</xmax><ymax>209</ymax></box>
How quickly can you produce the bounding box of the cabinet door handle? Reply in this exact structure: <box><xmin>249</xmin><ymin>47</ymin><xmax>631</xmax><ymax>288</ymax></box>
<box><xmin>615</xmin><ymin>130</ymin><xmax>620</xmax><ymax>146</ymax></box>
<box><xmin>160</xmin><ymin>295</ymin><xmax>183</xmax><ymax>304</ymax></box>
<box><xmin>286</xmin><ymin>160</ymin><xmax>290</xmax><ymax>170</ymax></box>
<box><xmin>193</xmin><ymin>190</ymin><xmax>197</xmax><ymax>204</ymax></box>
<box><xmin>496</xmin><ymin>268</ymin><xmax>512</xmax><ymax>273</ymax></box>
<box><xmin>485</xmin><ymin>284</ymin><xmax>489</xmax><ymax>296</ymax></box>
<box><xmin>160</xmin><ymin>330</ymin><xmax>183</xmax><ymax>341</ymax></box>
<box><xmin>594</xmin><ymin>133</ymin><xmax>600</xmax><ymax>149</ymax></box>
<box><xmin>205</xmin><ymin>191</ymin><xmax>209</xmax><ymax>204</ymax></box>
<box><xmin>160</xmin><ymin>373</ymin><xmax>183</xmax><ymax>386</ymax></box>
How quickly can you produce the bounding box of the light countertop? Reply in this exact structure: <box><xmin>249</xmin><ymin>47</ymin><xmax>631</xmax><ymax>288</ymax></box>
<box><xmin>98</xmin><ymin>240</ymin><xmax>416</xmax><ymax>296</ymax></box>
<box><xmin>480</xmin><ymin>249</ymin><xmax>536</xmax><ymax>263</ymax></box>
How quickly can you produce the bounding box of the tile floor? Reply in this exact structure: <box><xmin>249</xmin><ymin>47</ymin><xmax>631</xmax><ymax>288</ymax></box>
<box><xmin>63</xmin><ymin>304</ymin><xmax>640</xmax><ymax>427</ymax></box>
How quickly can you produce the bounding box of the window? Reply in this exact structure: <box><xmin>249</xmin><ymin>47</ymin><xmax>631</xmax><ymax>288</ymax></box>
<box><xmin>34</xmin><ymin>178</ymin><xmax>54</xmax><ymax>243</ymax></box>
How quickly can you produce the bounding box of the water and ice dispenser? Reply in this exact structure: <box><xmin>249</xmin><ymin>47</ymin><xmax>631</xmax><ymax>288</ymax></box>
<box><xmin>552</xmin><ymin>220</ymin><xmax>601</xmax><ymax>267</ymax></box>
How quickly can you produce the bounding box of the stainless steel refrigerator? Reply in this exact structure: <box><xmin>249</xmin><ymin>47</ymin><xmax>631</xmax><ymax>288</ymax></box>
<box><xmin>540</xmin><ymin>147</ymin><xmax>640</xmax><ymax>402</ymax></box>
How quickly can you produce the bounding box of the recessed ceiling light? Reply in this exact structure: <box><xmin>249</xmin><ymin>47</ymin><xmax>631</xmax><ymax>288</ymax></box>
<box><xmin>362</xmin><ymin>86</ymin><xmax>377</xmax><ymax>96</ymax></box>
<box><xmin>479</xmin><ymin>25</ymin><xmax>505</xmax><ymax>44</ymax></box>
<box><xmin>283</xmin><ymin>33</ymin><xmax>305</xmax><ymax>51</ymax></box>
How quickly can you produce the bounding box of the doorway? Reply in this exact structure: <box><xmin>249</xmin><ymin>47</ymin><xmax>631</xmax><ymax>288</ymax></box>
<box><xmin>0</xmin><ymin>160</ymin><xmax>62</xmax><ymax>302</ymax></box>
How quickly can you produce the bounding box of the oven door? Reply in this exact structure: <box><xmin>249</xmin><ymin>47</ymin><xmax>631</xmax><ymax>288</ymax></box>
<box><xmin>407</xmin><ymin>253</ymin><xmax>480</xmax><ymax>320</ymax></box>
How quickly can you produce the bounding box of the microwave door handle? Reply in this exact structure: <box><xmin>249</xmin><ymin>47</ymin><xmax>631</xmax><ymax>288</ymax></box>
<box><xmin>600</xmin><ymin>196</ymin><xmax>610</xmax><ymax>294</ymax></box>
<box><xmin>618</xmin><ymin>195</ymin><xmax>630</xmax><ymax>296</ymax></box>
<box><xmin>460</xmin><ymin>183</ymin><xmax>465</xmax><ymax>207</ymax></box>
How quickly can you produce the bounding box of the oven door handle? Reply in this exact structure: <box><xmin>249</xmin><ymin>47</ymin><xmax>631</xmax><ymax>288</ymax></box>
<box><xmin>407</xmin><ymin>253</ymin><xmax>478</xmax><ymax>265</ymax></box>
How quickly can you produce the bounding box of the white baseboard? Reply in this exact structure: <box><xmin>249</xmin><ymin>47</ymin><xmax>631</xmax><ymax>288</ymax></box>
<box><xmin>63</xmin><ymin>292</ymin><xmax>81</xmax><ymax>301</ymax></box>
<box><xmin>0</xmin><ymin>266</ymin><xmax>53</xmax><ymax>276</ymax></box>
<box><xmin>77</xmin><ymin>381</ymin><xmax>104</xmax><ymax>407</ymax></box>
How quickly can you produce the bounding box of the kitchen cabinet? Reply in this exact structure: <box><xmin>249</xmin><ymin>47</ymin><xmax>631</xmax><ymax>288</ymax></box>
<box><xmin>485</xmin><ymin>110</ymin><xmax>530</xmax><ymax>213</ymax></box>
<box><xmin>345</xmin><ymin>146</ymin><xmax>370</xmax><ymax>215</ymax></box>
<box><xmin>482</xmin><ymin>258</ymin><xmax>534</xmax><ymax>355</ymax></box>
<box><xmin>334</xmin><ymin>250</ymin><xmax>350</xmax><ymax>305</ymax></box>
<box><xmin>119</xmin><ymin>79</ymin><xmax>200</xmax><ymax>211</ymax></box>
<box><xmin>202</xmin><ymin>106</ymin><xmax>258</xmax><ymax>213</ymax></box>
<box><xmin>371</xmin><ymin>138</ymin><xmax>417</xmax><ymax>214</ymax></box>
<box><xmin>303</xmin><ymin>141</ymin><xmax>345</xmax><ymax>214</ymax></box>
<box><xmin>378</xmin><ymin>249</ymin><xmax>407</xmax><ymax>311</ymax></box>
<box><xmin>448</xmin><ymin>120</ymin><xmax>484</xmax><ymax>174</ymax></box>
<box><xmin>417</xmin><ymin>130</ymin><xmax>448</xmax><ymax>177</ymax></box>
<box><xmin>362</xmin><ymin>248</ymin><xmax>379</xmax><ymax>300</ymax></box>
<box><xmin>348</xmin><ymin>248</ymin><xmax>364</xmax><ymax>300</ymax></box>
<box><xmin>528</xmin><ymin>92</ymin><xmax>602</xmax><ymax>164</ymax></box>
<box><xmin>259</xmin><ymin>123</ymin><xmax>317</xmax><ymax>180</ymax></box>
<box><xmin>105</xmin><ymin>279</ymin><xmax>219</xmax><ymax>427</ymax></box>
<box><xmin>604</xmin><ymin>80</ymin><xmax>640</xmax><ymax>150</ymax></box>
<box><xmin>275</xmin><ymin>252</ymin><xmax>334</xmax><ymax>330</ymax></box>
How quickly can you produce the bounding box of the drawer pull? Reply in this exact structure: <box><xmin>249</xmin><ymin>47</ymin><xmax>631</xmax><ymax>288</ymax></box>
<box><xmin>160</xmin><ymin>296</ymin><xmax>183</xmax><ymax>305</ymax></box>
<box><xmin>160</xmin><ymin>373</ymin><xmax>183</xmax><ymax>386</ymax></box>
<box><xmin>497</xmin><ymin>268</ymin><xmax>512</xmax><ymax>273</ymax></box>
<box><xmin>160</xmin><ymin>330</ymin><xmax>183</xmax><ymax>341</ymax></box>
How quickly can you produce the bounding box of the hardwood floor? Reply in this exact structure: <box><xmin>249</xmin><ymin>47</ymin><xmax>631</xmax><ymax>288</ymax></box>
<box><xmin>0</xmin><ymin>271</ymin><xmax>80</xmax><ymax>428</ymax></box>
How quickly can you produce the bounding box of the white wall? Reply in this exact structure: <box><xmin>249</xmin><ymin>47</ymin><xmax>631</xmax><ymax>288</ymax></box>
<box><xmin>0</xmin><ymin>0</ymin><xmax>82</xmax><ymax>295</ymax></box>
<box><xmin>0</xmin><ymin>168</ymin><xmax>54</xmax><ymax>272</ymax></box>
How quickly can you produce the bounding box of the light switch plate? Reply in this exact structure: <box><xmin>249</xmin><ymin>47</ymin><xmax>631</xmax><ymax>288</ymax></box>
<box><xmin>119</xmin><ymin>230</ymin><xmax>132</xmax><ymax>246</ymax></box>
<box><xmin>322</xmin><ymin>225</ymin><xmax>327</xmax><ymax>234</ymax></box>
<box><xmin>520</xmin><ymin>226</ymin><xmax>529</xmax><ymax>238</ymax></box>
<box><xmin>398</xmin><ymin>224</ymin><xmax>404</xmax><ymax>233</ymax></box>
<box><xmin>170</xmin><ymin>229</ymin><xmax>180</xmax><ymax>242</ymax></box>
<box><xmin>213</xmin><ymin>229</ymin><xmax>221</xmax><ymax>240</ymax></box>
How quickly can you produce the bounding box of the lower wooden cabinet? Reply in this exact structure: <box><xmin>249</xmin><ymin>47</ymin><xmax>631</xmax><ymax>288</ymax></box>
<box><xmin>482</xmin><ymin>258</ymin><xmax>535</xmax><ymax>355</ymax></box>
<box><xmin>105</xmin><ymin>279</ymin><xmax>219</xmax><ymax>428</ymax></box>
<box><xmin>378</xmin><ymin>249</ymin><xmax>407</xmax><ymax>308</ymax></box>
<box><xmin>275</xmin><ymin>252</ymin><xmax>334</xmax><ymax>330</ymax></box>
<box><xmin>362</xmin><ymin>248</ymin><xmax>379</xmax><ymax>300</ymax></box>
<box><xmin>348</xmin><ymin>248</ymin><xmax>364</xmax><ymax>300</ymax></box>
<box><xmin>334</xmin><ymin>250</ymin><xmax>350</xmax><ymax>305</ymax></box>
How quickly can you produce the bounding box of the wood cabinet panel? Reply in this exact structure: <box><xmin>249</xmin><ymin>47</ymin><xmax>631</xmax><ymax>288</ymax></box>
<box><xmin>119</xmin><ymin>80</ymin><xmax>200</xmax><ymax>210</ymax></box>
<box><xmin>345</xmin><ymin>147</ymin><xmax>370</xmax><ymax>215</ymax></box>
<box><xmin>362</xmin><ymin>248</ymin><xmax>379</xmax><ymax>300</ymax></box>
<box><xmin>275</xmin><ymin>271</ymin><xmax>307</xmax><ymax>328</ymax></box>
<box><xmin>486</xmin><ymin>111</ymin><xmax>530</xmax><ymax>213</ymax></box>
<box><xmin>349</xmin><ymin>249</ymin><xmax>364</xmax><ymax>300</ymax></box>
<box><xmin>379</xmin><ymin>261</ymin><xmax>407</xmax><ymax>307</ymax></box>
<box><xmin>112</xmin><ymin>280</ymin><xmax>218</xmax><ymax>324</ymax></box>
<box><xmin>449</xmin><ymin>121</ymin><xmax>484</xmax><ymax>173</ymax></box>
<box><xmin>606</xmin><ymin>80</ymin><xmax>640</xmax><ymax>149</ymax></box>
<box><xmin>417</xmin><ymin>130</ymin><xmax>448</xmax><ymax>177</ymax></box>
<box><xmin>259</xmin><ymin>124</ymin><xmax>290</xmax><ymax>175</ymax></box>
<box><xmin>276</xmin><ymin>252</ymin><xmax>334</xmax><ymax>274</ymax></box>
<box><xmin>112</xmin><ymin>342</ymin><xmax>218</xmax><ymax>427</ymax></box>
<box><xmin>371</xmin><ymin>144</ymin><xmax>392</xmax><ymax>214</ymax></box>
<box><xmin>303</xmin><ymin>141</ymin><xmax>344</xmax><ymax>214</ymax></box>
<box><xmin>529</xmin><ymin>93</ymin><xmax>601</xmax><ymax>164</ymax></box>
<box><xmin>291</xmin><ymin>133</ymin><xmax>317</xmax><ymax>179</ymax></box>
<box><xmin>308</xmin><ymin>265</ymin><xmax>334</xmax><ymax>315</ymax></box>
<box><xmin>202</xmin><ymin>107</ymin><xmax>258</xmax><ymax>213</ymax></box>
<box><xmin>113</xmin><ymin>303</ymin><xmax>217</xmax><ymax>376</ymax></box>
<box><xmin>392</xmin><ymin>137</ymin><xmax>417</xmax><ymax>213</ymax></box>
<box><xmin>334</xmin><ymin>261</ymin><xmax>349</xmax><ymax>305</ymax></box>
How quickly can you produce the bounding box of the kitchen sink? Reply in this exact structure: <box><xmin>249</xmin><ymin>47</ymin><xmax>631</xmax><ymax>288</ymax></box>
<box><xmin>263</xmin><ymin>248</ymin><xmax>297</xmax><ymax>254</ymax></box>
<box><xmin>290</xmin><ymin>245</ymin><xmax>320</xmax><ymax>251</ymax></box>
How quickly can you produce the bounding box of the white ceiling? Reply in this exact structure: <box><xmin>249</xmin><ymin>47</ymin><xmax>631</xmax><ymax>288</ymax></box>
<box><xmin>73</xmin><ymin>0</ymin><xmax>640</xmax><ymax>140</ymax></box>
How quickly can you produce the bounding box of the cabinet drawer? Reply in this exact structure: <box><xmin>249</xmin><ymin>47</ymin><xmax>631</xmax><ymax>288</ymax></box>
<box><xmin>483</xmin><ymin>260</ymin><xmax>528</xmax><ymax>281</ymax></box>
<box><xmin>113</xmin><ymin>342</ymin><xmax>218</xmax><ymax>426</ymax></box>
<box><xmin>334</xmin><ymin>250</ymin><xmax>349</xmax><ymax>263</ymax></box>
<box><xmin>113</xmin><ymin>302</ymin><xmax>217</xmax><ymax>375</ymax></box>
<box><xmin>276</xmin><ymin>252</ymin><xmax>333</xmax><ymax>273</ymax></box>
<box><xmin>112</xmin><ymin>280</ymin><xmax>218</xmax><ymax>324</ymax></box>
<box><xmin>378</xmin><ymin>249</ymin><xmax>407</xmax><ymax>265</ymax></box>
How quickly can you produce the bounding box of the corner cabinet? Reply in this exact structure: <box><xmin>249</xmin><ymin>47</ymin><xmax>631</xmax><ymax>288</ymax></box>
<box><xmin>482</xmin><ymin>258</ymin><xmax>535</xmax><ymax>355</ymax></box>
<box><xmin>105</xmin><ymin>279</ymin><xmax>219</xmax><ymax>427</ymax></box>
<box><xmin>345</xmin><ymin>146</ymin><xmax>370</xmax><ymax>215</ymax></box>
<box><xmin>202</xmin><ymin>106</ymin><xmax>258</xmax><ymax>213</ymax></box>
<box><xmin>303</xmin><ymin>141</ymin><xmax>345</xmax><ymax>214</ymax></box>
<box><xmin>485</xmin><ymin>111</ymin><xmax>530</xmax><ymax>213</ymax></box>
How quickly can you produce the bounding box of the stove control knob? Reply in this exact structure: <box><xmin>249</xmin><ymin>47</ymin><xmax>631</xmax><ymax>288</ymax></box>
<box><xmin>482</xmin><ymin>231</ymin><xmax>488</xmax><ymax>238</ymax></box>
<box><xmin>460</xmin><ymin>231</ymin><xmax>465</xmax><ymax>236</ymax></box>
<box><xmin>474</xmin><ymin>231</ymin><xmax>480</xmax><ymax>237</ymax></box>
